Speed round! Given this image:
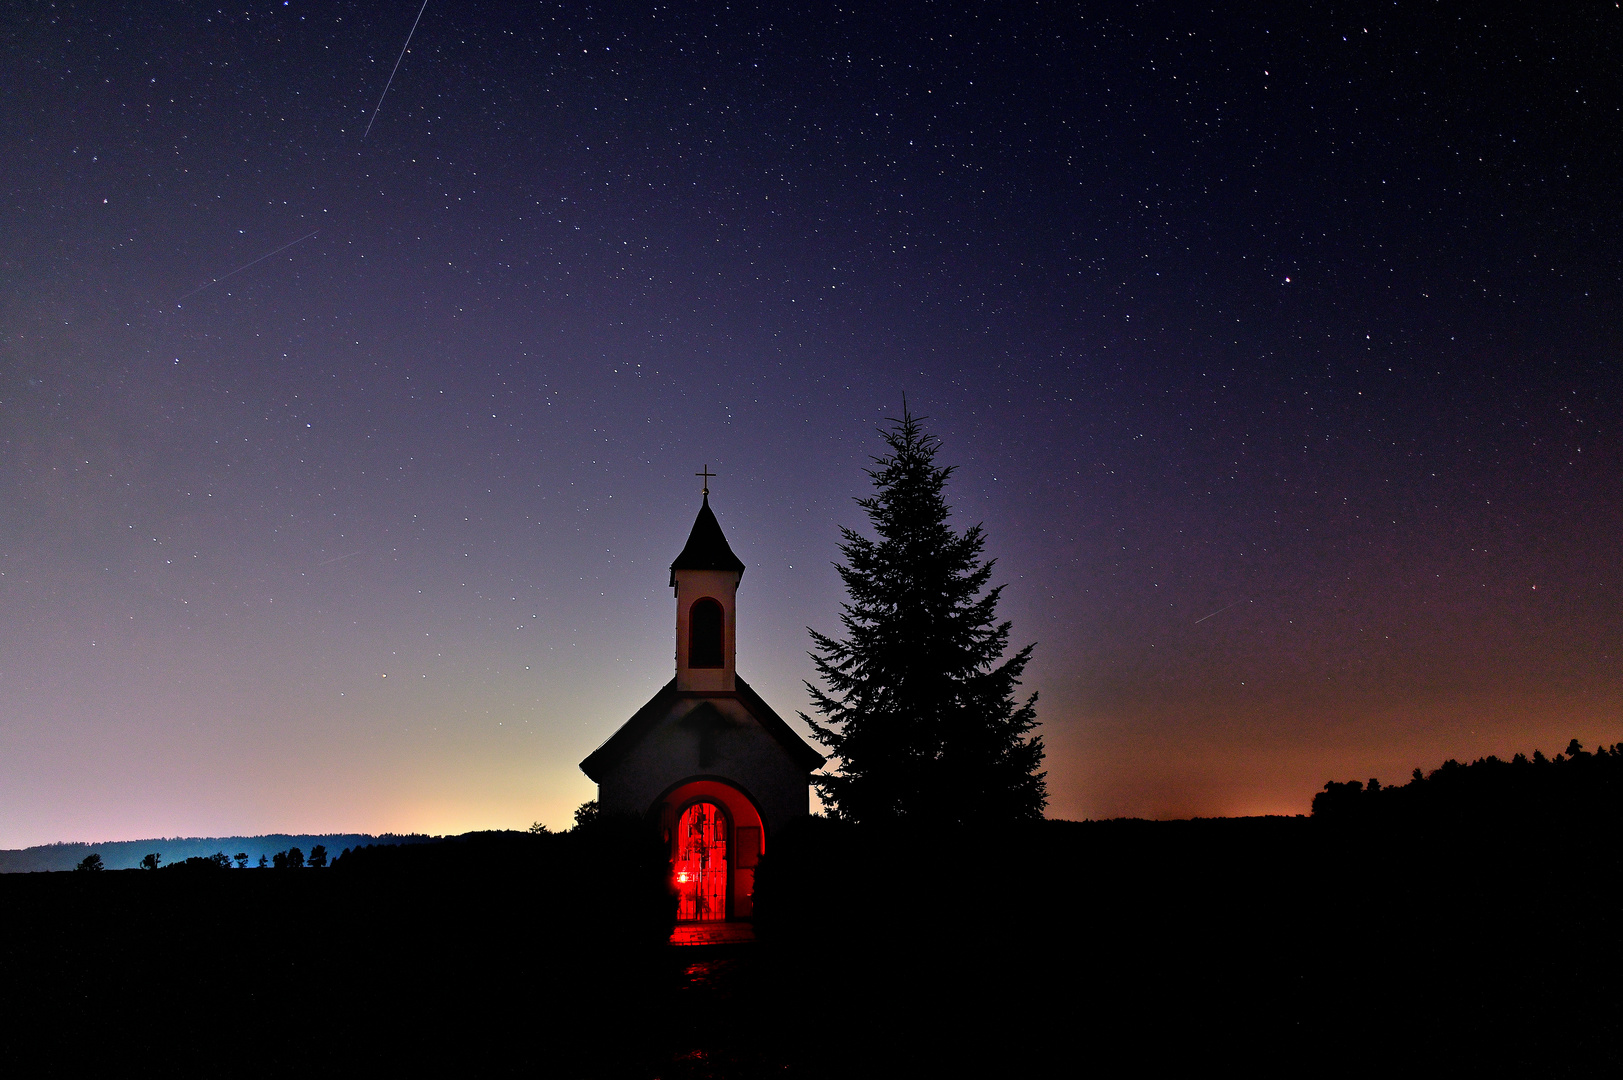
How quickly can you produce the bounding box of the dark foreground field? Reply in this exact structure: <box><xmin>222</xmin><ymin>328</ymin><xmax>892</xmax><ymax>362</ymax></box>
<box><xmin>4</xmin><ymin>817</ymin><xmax>1620</xmax><ymax>1076</ymax></box>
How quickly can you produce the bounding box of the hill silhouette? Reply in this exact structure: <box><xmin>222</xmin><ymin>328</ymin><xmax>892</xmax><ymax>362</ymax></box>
<box><xmin>0</xmin><ymin>832</ymin><xmax>437</xmax><ymax>873</ymax></box>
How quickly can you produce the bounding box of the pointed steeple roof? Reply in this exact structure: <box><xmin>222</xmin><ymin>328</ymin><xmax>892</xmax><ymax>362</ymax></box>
<box><xmin>669</xmin><ymin>494</ymin><xmax>745</xmax><ymax>586</ymax></box>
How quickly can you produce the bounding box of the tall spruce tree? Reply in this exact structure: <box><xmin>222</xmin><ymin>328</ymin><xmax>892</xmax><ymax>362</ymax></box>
<box><xmin>802</xmin><ymin>407</ymin><xmax>1047</xmax><ymax>825</ymax></box>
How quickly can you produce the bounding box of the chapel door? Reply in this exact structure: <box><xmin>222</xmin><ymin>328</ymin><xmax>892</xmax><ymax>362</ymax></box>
<box><xmin>674</xmin><ymin>801</ymin><xmax>729</xmax><ymax>921</ymax></box>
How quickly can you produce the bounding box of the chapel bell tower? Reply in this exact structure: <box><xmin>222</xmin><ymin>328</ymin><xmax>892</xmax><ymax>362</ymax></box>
<box><xmin>670</xmin><ymin>473</ymin><xmax>745</xmax><ymax>693</ymax></box>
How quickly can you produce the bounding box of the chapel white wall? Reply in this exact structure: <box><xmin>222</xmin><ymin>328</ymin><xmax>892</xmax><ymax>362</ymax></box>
<box><xmin>596</xmin><ymin>695</ymin><xmax>811</xmax><ymax>834</ymax></box>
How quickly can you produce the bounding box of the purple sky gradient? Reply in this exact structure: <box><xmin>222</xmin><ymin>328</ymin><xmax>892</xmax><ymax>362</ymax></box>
<box><xmin>2</xmin><ymin>1</ymin><xmax>1619</xmax><ymax>847</ymax></box>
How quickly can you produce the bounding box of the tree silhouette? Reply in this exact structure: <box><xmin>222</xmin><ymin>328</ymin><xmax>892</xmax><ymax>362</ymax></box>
<box><xmin>272</xmin><ymin>851</ymin><xmax>287</xmax><ymax>870</ymax></box>
<box><xmin>1313</xmin><ymin>739</ymin><xmax>1623</xmax><ymax>827</ymax></box>
<box><xmin>286</xmin><ymin>847</ymin><xmax>304</xmax><ymax>869</ymax></box>
<box><xmin>75</xmin><ymin>853</ymin><xmax>103</xmax><ymax>872</ymax></box>
<box><xmin>235</xmin><ymin>852</ymin><xmax>249</xmax><ymax>869</ymax></box>
<box><xmin>139</xmin><ymin>853</ymin><xmax>161</xmax><ymax>871</ymax></box>
<box><xmin>307</xmin><ymin>844</ymin><xmax>327</xmax><ymax>869</ymax></box>
<box><xmin>257</xmin><ymin>854</ymin><xmax>268</xmax><ymax>869</ymax></box>
<box><xmin>802</xmin><ymin>405</ymin><xmax>1047</xmax><ymax>825</ymax></box>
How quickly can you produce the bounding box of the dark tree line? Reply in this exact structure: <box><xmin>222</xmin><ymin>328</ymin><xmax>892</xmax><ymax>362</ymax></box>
<box><xmin>73</xmin><ymin>846</ymin><xmax>330</xmax><ymax>871</ymax></box>
<box><xmin>1314</xmin><ymin>739</ymin><xmax>1623</xmax><ymax>825</ymax></box>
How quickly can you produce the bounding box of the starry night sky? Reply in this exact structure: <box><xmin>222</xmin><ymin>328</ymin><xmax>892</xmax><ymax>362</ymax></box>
<box><xmin>2</xmin><ymin>1</ymin><xmax>1619</xmax><ymax>847</ymax></box>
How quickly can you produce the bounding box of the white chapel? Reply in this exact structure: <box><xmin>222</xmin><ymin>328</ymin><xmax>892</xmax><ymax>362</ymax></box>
<box><xmin>579</xmin><ymin>487</ymin><xmax>825</xmax><ymax>922</ymax></box>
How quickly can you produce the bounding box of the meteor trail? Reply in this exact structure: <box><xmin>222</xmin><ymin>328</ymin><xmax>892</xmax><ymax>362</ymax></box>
<box><xmin>318</xmin><ymin>552</ymin><xmax>365</xmax><ymax>566</ymax></box>
<box><xmin>363</xmin><ymin>0</ymin><xmax>431</xmax><ymax>141</ymax></box>
<box><xmin>1194</xmin><ymin>598</ymin><xmax>1249</xmax><ymax>624</ymax></box>
<box><xmin>175</xmin><ymin>229</ymin><xmax>319</xmax><ymax>304</ymax></box>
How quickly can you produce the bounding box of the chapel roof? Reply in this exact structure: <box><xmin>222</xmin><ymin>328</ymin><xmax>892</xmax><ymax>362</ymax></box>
<box><xmin>669</xmin><ymin>493</ymin><xmax>746</xmax><ymax>586</ymax></box>
<box><xmin>578</xmin><ymin>675</ymin><xmax>827</xmax><ymax>781</ymax></box>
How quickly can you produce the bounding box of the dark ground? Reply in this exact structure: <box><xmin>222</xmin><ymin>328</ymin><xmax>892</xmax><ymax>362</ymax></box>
<box><xmin>3</xmin><ymin>818</ymin><xmax>1619</xmax><ymax>1077</ymax></box>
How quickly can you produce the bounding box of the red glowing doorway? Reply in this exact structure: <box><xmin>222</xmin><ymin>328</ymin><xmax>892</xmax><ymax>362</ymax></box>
<box><xmin>674</xmin><ymin>801</ymin><xmax>729</xmax><ymax>921</ymax></box>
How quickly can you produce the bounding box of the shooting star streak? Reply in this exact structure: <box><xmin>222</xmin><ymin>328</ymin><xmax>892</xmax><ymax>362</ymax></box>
<box><xmin>175</xmin><ymin>230</ymin><xmax>319</xmax><ymax>304</ymax></box>
<box><xmin>318</xmin><ymin>552</ymin><xmax>365</xmax><ymax>566</ymax></box>
<box><xmin>363</xmin><ymin>0</ymin><xmax>430</xmax><ymax>141</ymax></box>
<box><xmin>1194</xmin><ymin>598</ymin><xmax>1249</xmax><ymax>624</ymax></box>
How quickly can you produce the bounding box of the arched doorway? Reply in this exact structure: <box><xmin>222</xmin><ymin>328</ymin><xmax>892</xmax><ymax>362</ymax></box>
<box><xmin>657</xmin><ymin>778</ymin><xmax>765</xmax><ymax>922</ymax></box>
<box><xmin>674</xmin><ymin>800</ymin><xmax>729</xmax><ymax>921</ymax></box>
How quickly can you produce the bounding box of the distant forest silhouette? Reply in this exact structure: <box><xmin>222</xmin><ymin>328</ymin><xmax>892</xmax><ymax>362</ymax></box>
<box><xmin>16</xmin><ymin>737</ymin><xmax>1622</xmax><ymax>877</ymax></box>
<box><xmin>91</xmin><ymin>844</ymin><xmax>334</xmax><ymax>872</ymax></box>
<box><xmin>0</xmin><ymin>832</ymin><xmax>437</xmax><ymax>873</ymax></box>
<box><xmin>1314</xmin><ymin>738</ymin><xmax>1623</xmax><ymax>825</ymax></box>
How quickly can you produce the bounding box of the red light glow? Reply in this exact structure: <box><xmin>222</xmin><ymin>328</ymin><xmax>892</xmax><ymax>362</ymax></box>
<box><xmin>673</xmin><ymin>801</ymin><xmax>728</xmax><ymax>922</ymax></box>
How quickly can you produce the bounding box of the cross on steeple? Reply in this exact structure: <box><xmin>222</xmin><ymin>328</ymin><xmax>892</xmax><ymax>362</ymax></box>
<box><xmin>695</xmin><ymin>464</ymin><xmax>715</xmax><ymax>496</ymax></box>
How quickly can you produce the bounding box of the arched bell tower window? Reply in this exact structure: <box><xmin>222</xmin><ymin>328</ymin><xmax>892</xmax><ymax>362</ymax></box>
<box><xmin>689</xmin><ymin>597</ymin><xmax>724</xmax><ymax>668</ymax></box>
